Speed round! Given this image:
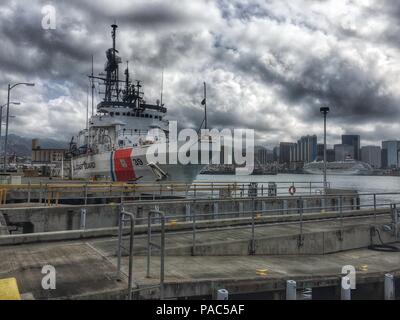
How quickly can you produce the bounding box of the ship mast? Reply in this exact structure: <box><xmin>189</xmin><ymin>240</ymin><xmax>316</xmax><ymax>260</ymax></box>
<box><xmin>88</xmin><ymin>24</ymin><xmax>167</xmax><ymax>114</ymax></box>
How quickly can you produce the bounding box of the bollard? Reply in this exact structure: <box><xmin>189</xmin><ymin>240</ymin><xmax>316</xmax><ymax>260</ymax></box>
<box><xmin>384</xmin><ymin>274</ymin><xmax>395</xmax><ymax>300</ymax></box>
<box><xmin>217</xmin><ymin>289</ymin><xmax>229</xmax><ymax>300</ymax></box>
<box><xmin>341</xmin><ymin>276</ymin><xmax>351</xmax><ymax>300</ymax></box>
<box><xmin>80</xmin><ymin>208</ymin><xmax>87</xmax><ymax>230</ymax></box>
<box><xmin>286</xmin><ymin>280</ymin><xmax>297</xmax><ymax>300</ymax></box>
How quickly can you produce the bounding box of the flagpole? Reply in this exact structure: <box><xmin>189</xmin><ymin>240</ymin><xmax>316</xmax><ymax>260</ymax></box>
<box><xmin>203</xmin><ymin>82</ymin><xmax>207</xmax><ymax>130</ymax></box>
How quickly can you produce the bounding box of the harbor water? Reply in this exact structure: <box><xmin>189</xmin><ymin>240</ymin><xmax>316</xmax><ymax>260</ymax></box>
<box><xmin>197</xmin><ymin>174</ymin><xmax>400</xmax><ymax>205</ymax></box>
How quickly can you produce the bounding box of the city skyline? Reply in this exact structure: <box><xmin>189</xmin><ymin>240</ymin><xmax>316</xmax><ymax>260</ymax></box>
<box><xmin>0</xmin><ymin>1</ymin><xmax>400</xmax><ymax>146</ymax></box>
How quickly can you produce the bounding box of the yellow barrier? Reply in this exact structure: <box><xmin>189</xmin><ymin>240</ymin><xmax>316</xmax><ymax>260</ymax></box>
<box><xmin>0</xmin><ymin>278</ymin><xmax>21</xmax><ymax>300</ymax></box>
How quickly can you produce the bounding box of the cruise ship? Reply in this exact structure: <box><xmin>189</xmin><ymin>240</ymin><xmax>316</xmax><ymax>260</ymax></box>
<box><xmin>303</xmin><ymin>158</ymin><xmax>373</xmax><ymax>176</ymax></box>
<box><xmin>68</xmin><ymin>25</ymin><xmax>207</xmax><ymax>183</ymax></box>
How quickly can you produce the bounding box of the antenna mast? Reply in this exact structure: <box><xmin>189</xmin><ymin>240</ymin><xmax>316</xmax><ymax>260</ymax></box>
<box><xmin>204</xmin><ymin>82</ymin><xmax>207</xmax><ymax>129</ymax></box>
<box><xmin>160</xmin><ymin>69</ymin><xmax>164</xmax><ymax>106</ymax></box>
<box><xmin>91</xmin><ymin>55</ymin><xmax>94</xmax><ymax>116</ymax></box>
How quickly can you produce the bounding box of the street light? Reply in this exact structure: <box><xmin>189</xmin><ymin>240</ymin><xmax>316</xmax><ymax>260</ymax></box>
<box><xmin>3</xmin><ymin>83</ymin><xmax>34</xmax><ymax>173</ymax></box>
<box><xmin>0</xmin><ymin>102</ymin><xmax>20</xmax><ymax>145</ymax></box>
<box><xmin>320</xmin><ymin>107</ymin><xmax>330</xmax><ymax>193</ymax></box>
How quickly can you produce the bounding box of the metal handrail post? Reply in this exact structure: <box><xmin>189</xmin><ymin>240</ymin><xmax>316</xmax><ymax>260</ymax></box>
<box><xmin>84</xmin><ymin>184</ymin><xmax>88</xmax><ymax>205</ymax></box>
<box><xmin>373</xmin><ymin>194</ymin><xmax>377</xmax><ymax>224</ymax></box>
<box><xmin>116</xmin><ymin>207</ymin><xmax>123</xmax><ymax>277</ymax></box>
<box><xmin>251</xmin><ymin>198</ymin><xmax>256</xmax><ymax>254</ymax></box>
<box><xmin>146</xmin><ymin>210</ymin><xmax>166</xmax><ymax>299</ymax></box>
<box><xmin>147</xmin><ymin>213</ymin><xmax>152</xmax><ymax>278</ymax></box>
<box><xmin>160</xmin><ymin>212</ymin><xmax>165</xmax><ymax>300</ymax></box>
<box><xmin>298</xmin><ymin>197</ymin><xmax>304</xmax><ymax>247</ymax></box>
<box><xmin>126</xmin><ymin>211</ymin><xmax>136</xmax><ymax>300</ymax></box>
<box><xmin>116</xmin><ymin>206</ymin><xmax>136</xmax><ymax>300</ymax></box>
<box><xmin>339</xmin><ymin>196</ymin><xmax>343</xmax><ymax>241</ymax></box>
<box><xmin>192</xmin><ymin>205</ymin><xmax>197</xmax><ymax>256</ymax></box>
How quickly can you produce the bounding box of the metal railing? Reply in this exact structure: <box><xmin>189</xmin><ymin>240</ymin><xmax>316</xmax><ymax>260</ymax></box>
<box><xmin>110</xmin><ymin>197</ymin><xmax>399</xmax><ymax>299</ymax></box>
<box><xmin>0</xmin><ymin>180</ymin><xmax>332</xmax><ymax>206</ymax></box>
<box><xmin>117</xmin><ymin>206</ymin><xmax>166</xmax><ymax>300</ymax></box>
<box><xmin>116</xmin><ymin>194</ymin><xmax>398</xmax><ymax>258</ymax></box>
<box><xmin>116</xmin><ymin>205</ymin><xmax>136</xmax><ymax>300</ymax></box>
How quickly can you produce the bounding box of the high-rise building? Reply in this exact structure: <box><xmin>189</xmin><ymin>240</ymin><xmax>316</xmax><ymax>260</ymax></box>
<box><xmin>273</xmin><ymin>146</ymin><xmax>280</xmax><ymax>162</ymax></box>
<box><xmin>342</xmin><ymin>135</ymin><xmax>361</xmax><ymax>160</ymax></box>
<box><xmin>255</xmin><ymin>146</ymin><xmax>273</xmax><ymax>165</ymax></box>
<box><xmin>334</xmin><ymin>144</ymin><xmax>354</xmax><ymax>161</ymax></box>
<box><xmin>280</xmin><ymin>142</ymin><xmax>295</xmax><ymax>164</ymax></box>
<box><xmin>361</xmin><ymin>146</ymin><xmax>382</xmax><ymax>169</ymax></box>
<box><xmin>382</xmin><ymin>141</ymin><xmax>400</xmax><ymax>168</ymax></box>
<box><xmin>327</xmin><ymin>149</ymin><xmax>335</xmax><ymax>162</ymax></box>
<box><xmin>317</xmin><ymin>144</ymin><xmax>334</xmax><ymax>162</ymax></box>
<box><xmin>317</xmin><ymin>144</ymin><xmax>324</xmax><ymax>161</ymax></box>
<box><xmin>290</xmin><ymin>135</ymin><xmax>317</xmax><ymax>163</ymax></box>
<box><xmin>381</xmin><ymin>149</ymin><xmax>388</xmax><ymax>169</ymax></box>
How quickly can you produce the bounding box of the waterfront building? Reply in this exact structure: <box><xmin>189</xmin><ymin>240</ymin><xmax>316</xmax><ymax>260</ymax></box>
<box><xmin>361</xmin><ymin>146</ymin><xmax>382</xmax><ymax>169</ymax></box>
<box><xmin>342</xmin><ymin>135</ymin><xmax>361</xmax><ymax>160</ymax></box>
<box><xmin>334</xmin><ymin>144</ymin><xmax>354</xmax><ymax>161</ymax></box>
<box><xmin>382</xmin><ymin>141</ymin><xmax>400</xmax><ymax>168</ymax></box>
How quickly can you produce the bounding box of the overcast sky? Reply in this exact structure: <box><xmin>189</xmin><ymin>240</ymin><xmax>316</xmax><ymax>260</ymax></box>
<box><xmin>0</xmin><ymin>0</ymin><xmax>400</xmax><ymax>148</ymax></box>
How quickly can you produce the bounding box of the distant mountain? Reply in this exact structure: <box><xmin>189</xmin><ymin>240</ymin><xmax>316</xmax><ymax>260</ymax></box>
<box><xmin>0</xmin><ymin>134</ymin><xmax>69</xmax><ymax>157</ymax></box>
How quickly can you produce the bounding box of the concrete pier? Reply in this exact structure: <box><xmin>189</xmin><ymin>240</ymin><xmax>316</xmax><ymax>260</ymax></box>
<box><xmin>0</xmin><ymin>184</ymin><xmax>398</xmax><ymax>300</ymax></box>
<box><xmin>0</xmin><ymin>207</ymin><xmax>398</xmax><ymax>300</ymax></box>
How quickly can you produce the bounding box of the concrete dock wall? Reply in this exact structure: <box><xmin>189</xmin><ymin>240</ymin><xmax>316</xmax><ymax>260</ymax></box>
<box><xmin>0</xmin><ymin>193</ymin><xmax>359</xmax><ymax>234</ymax></box>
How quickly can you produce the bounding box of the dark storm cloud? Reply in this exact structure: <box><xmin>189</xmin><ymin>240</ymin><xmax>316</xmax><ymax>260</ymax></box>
<box><xmin>0</xmin><ymin>0</ymin><xmax>399</xmax><ymax>145</ymax></box>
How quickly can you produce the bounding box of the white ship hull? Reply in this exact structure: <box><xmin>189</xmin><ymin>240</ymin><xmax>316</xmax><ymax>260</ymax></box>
<box><xmin>303</xmin><ymin>168</ymin><xmax>363</xmax><ymax>176</ymax></box>
<box><xmin>72</xmin><ymin>145</ymin><xmax>205</xmax><ymax>183</ymax></box>
<box><xmin>303</xmin><ymin>161</ymin><xmax>372</xmax><ymax>176</ymax></box>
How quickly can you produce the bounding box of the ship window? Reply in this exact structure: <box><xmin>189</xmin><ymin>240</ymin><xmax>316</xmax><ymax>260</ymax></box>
<box><xmin>122</xmin><ymin>113</ymin><xmax>126</xmax><ymax>116</ymax></box>
<box><xmin>127</xmin><ymin>112</ymin><xmax>131</xmax><ymax>116</ymax></box>
<box><xmin>141</xmin><ymin>114</ymin><xmax>144</xmax><ymax>118</ymax></box>
<box><xmin>110</xmin><ymin>112</ymin><xmax>114</xmax><ymax>117</ymax></box>
<box><xmin>149</xmin><ymin>115</ymin><xmax>153</xmax><ymax>118</ymax></box>
<box><xmin>116</xmin><ymin>112</ymin><xmax>120</xmax><ymax>116</ymax></box>
<box><xmin>145</xmin><ymin>114</ymin><xmax>149</xmax><ymax>118</ymax></box>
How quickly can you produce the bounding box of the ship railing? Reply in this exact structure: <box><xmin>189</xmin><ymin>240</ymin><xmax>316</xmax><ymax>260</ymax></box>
<box><xmin>117</xmin><ymin>129</ymin><xmax>149</xmax><ymax>137</ymax></box>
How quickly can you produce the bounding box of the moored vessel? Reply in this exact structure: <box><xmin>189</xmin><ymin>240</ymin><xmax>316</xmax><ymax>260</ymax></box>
<box><xmin>69</xmin><ymin>24</ymin><xmax>206</xmax><ymax>183</ymax></box>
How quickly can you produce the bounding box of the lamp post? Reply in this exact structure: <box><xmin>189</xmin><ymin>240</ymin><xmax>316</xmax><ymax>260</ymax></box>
<box><xmin>3</xmin><ymin>83</ymin><xmax>34</xmax><ymax>172</ymax></box>
<box><xmin>0</xmin><ymin>102</ymin><xmax>20</xmax><ymax>147</ymax></box>
<box><xmin>320</xmin><ymin>107</ymin><xmax>330</xmax><ymax>193</ymax></box>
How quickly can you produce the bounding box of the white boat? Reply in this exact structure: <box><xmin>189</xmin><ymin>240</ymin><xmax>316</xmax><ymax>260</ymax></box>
<box><xmin>303</xmin><ymin>158</ymin><xmax>373</xmax><ymax>176</ymax></box>
<box><xmin>69</xmin><ymin>25</ymin><xmax>206</xmax><ymax>183</ymax></box>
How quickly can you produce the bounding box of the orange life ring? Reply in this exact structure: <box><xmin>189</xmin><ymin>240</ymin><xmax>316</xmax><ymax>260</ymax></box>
<box><xmin>289</xmin><ymin>186</ymin><xmax>296</xmax><ymax>196</ymax></box>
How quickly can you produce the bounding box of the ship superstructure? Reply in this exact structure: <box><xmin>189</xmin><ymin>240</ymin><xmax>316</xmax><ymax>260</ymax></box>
<box><xmin>69</xmin><ymin>24</ymin><xmax>205</xmax><ymax>183</ymax></box>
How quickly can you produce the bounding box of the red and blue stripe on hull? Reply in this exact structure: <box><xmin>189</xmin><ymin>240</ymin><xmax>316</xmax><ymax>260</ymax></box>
<box><xmin>110</xmin><ymin>148</ymin><xmax>137</xmax><ymax>182</ymax></box>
